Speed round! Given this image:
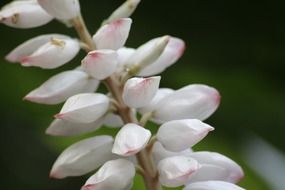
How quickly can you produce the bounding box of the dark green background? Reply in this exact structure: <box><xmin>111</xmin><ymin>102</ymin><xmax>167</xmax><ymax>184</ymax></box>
<box><xmin>1</xmin><ymin>0</ymin><xmax>284</xmax><ymax>189</ymax></box>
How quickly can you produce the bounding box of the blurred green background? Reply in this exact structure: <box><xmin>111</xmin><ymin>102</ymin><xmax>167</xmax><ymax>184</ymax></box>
<box><xmin>1</xmin><ymin>0</ymin><xmax>284</xmax><ymax>189</ymax></box>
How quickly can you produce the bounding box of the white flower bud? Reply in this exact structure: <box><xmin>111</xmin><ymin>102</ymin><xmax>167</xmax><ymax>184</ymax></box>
<box><xmin>37</xmin><ymin>0</ymin><xmax>80</xmax><ymax>20</ymax></box>
<box><xmin>93</xmin><ymin>18</ymin><xmax>132</xmax><ymax>50</ymax></box>
<box><xmin>152</xmin><ymin>142</ymin><xmax>193</xmax><ymax>164</ymax></box>
<box><xmin>183</xmin><ymin>181</ymin><xmax>245</xmax><ymax>190</ymax></box>
<box><xmin>158</xmin><ymin>156</ymin><xmax>200</xmax><ymax>188</ymax></box>
<box><xmin>157</xmin><ymin>119</ymin><xmax>214</xmax><ymax>152</ymax></box>
<box><xmin>46</xmin><ymin>117</ymin><xmax>103</xmax><ymax>136</ymax></box>
<box><xmin>20</xmin><ymin>37</ymin><xmax>80</xmax><ymax>69</ymax></box>
<box><xmin>103</xmin><ymin>113</ymin><xmax>124</xmax><ymax>128</ymax></box>
<box><xmin>138</xmin><ymin>88</ymin><xmax>174</xmax><ymax>114</ymax></box>
<box><xmin>153</xmin><ymin>84</ymin><xmax>221</xmax><ymax>123</ymax></box>
<box><xmin>112</xmin><ymin>123</ymin><xmax>151</xmax><ymax>156</ymax></box>
<box><xmin>6</xmin><ymin>34</ymin><xmax>69</xmax><ymax>63</ymax></box>
<box><xmin>125</xmin><ymin>36</ymin><xmax>170</xmax><ymax>73</ymax></box>
<box><xmin>24</xmin><ymin>70</ymin><xmax>99</xmax><ymax>105</ymax></box>
<box><xmin>187</xmin><ymin>151</ymin><xmax>244</xmax><ymax>183</ymax></box>
<box><xmin>0</xmin><ymin>0</ymin><xmax>53</xmax><ymax>28</ymax></box>
<box><xmin>139</xmin><ymin>37</ymin><xmax>185</xmax><ymax>76</ymax></box>
<box><xmin>104</xmin><ymin>0</ymin><xmax>141</xmax><ymax>24</ymax></box>
<box><xmin>81</xmin><ymin>49</ymin><xmax>118</xmax><ymax>80</ymax></box>
<box><xmin>50</xmin><ymin>135</ymin><xmax>114</xmax><ymax>179</ymax></box>
<box><xmin>82</xmin><ymin>159</ymin><xmax>135</xmax><ymax>190</ymax></box>
<box><xmin>55</xmin><ymin>93</ymin><xmax>110</xmax><ymax>123</ymax></box>
<box><xmin>122</xmin><ymin>76</ymin><xmax>161</xmax><ymax>108</ymax></box>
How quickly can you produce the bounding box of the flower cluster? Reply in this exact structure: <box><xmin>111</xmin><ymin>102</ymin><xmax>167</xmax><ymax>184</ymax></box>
<box><xmin>1</xmin><ymin>0</ymin><xmax>246</xmax><ymax>189</ymax></box>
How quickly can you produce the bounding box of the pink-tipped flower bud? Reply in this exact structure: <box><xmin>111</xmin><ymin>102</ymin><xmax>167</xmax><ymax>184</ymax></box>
<box><xmin>158</xmin><ymin>156</ymin><xmax>200</xmax><ymax>188</ymax></box>
<box><xmin>24</xmin><ymin>70</ymin><xmax>99</xmax><ymax>105</ymax></box>
<box><xmin>153</xmin><ymin>84</ymin><xmax>221</xmax><ymax>123</ymax></box>
<box><xmin>139</xmin><ymin>37</ymin><xmax>185</xmax><ymax>76</ymax></box>
<box><xmin>55</xmin><ymin>93</ymin><xmax>110</xmax><ymax>123</ymax></box>
<box><xmin>82</xmin><ymin>159</ymin><xmax>135</xmax><ymax>190</ymax></box>
<box><xmin>157</xmin><ymin>119</ymin><xmax>214</xmax><ymax>152</ymax></box>
<box><xmin>122</xmin><ymin>76</ymin><xmax>161</xmax><ymax>108</ymax></box>
<box><xmin>112</xmin><ymin>123</ymin><xmax>151</xmax><ymax>156</ymax></box>
<box><xmin>0</xmin><ymin>0</ymin><xmax>53</xmax><ymax>28</ymax></box>
<box><xmin>81</xmin><ymin>49</ymin><xmax>118</xmax><ymax>80</ymax></box>
<box><xmin>50</xmin><ymin>135</ymin><xmax>114</xmax><ymax>179</ymax></box>
<box><xmin>93</xmin><ymin>18</ymin><xmax>132</xmax><ymax>50</ymax></box>
<box><xmin>187</xmin><ymin>151</ymin><xmax>244</xmax><ymax>184</ymax></box>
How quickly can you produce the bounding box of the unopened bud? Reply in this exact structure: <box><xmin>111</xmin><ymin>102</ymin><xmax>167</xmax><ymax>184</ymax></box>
<box><xmin>24</xmin><ymin>70</ymin><xmax>99</xmax><ymax>105</ymax></box>
<box><xmin>158</xmin><ymin>156</ymin><xmax>200</xmax><ymax>188</ymax></box>
<box><xmin>38</xmin><ymin>0</ymin><xmax>80</xmax><ymax>20</ymax></box>
<box><xmin>122</xmin><ymin>76</ymin><xmax>161</xmax><ymax>108</ymax></box>
<box><xmin>93</xmin><ymin>18</ymin><xmax>132</xmax><ymax>50</ymax></box>
<box><xmin>112</xmin><ymin>123</ymin><xmax>151</xmax><ymax>156</ymax></box>
<box><xmin>50</xmin><ymin>135</ymin><xmax>114</xmax><ymax>179</ymax></box>
<box><xmin>0</xmin><ymin>0</ymin><xmax>53</xmax><ymax>28</ymax></box>
<box><xmin>157</xmin><ymin>119</ymin><xmax>214</xmax><ymax>152</ymax></box>
<box><xmin>55</xmin><ymin>93</ymin><xmax>110</xmax><ymax>123</ymax></box>
<box><xmin>82</xmin><ymin>159</ymin><xmax>135</xmax><ymax>190</ymax></box>
<box><xmin>82</xmin><ymin>49</ymin><xmax>118</xmax><ymax>80</ymax></box>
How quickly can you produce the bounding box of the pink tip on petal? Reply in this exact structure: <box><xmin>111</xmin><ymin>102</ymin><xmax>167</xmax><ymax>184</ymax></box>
<box><xmin>113</xmin><ymin>19</ymin><xmax>124</xmax><ymax>27</ymax></box>
<box><xmin>88</xmin><ymin>51</ymin><xmax>100</xmax><ymax>59</ymax></box>
<box><xmin>215</xmin><ymin>93</ymin><xmax>221</xmax><ymax>105</ymax></box>
<box><xmin>54</xmin><ymin>113</ymin><xmax>65</xmax><ymax>119</ymax></box>
<box><xmin>49</xmin><ymin>171</ymin><xmax>60</xmax><ymax>179</ymax></box>
<box><xmin>20</xmin><ymin>56</ymin><xmax>30</xmax><ymax>64</ymax></box>
<box><xmin>82</xmin><ymin>184</ymin><xmax>96</xmax><ymax>190</ymax></box>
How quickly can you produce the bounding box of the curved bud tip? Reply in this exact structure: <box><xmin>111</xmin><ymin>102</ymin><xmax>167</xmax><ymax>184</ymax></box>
<box><xmin>112</xmin><ymin>123</ymin><xmax>151</xmax><ymax>156</ymax></box>
<box><xmin>82</xmin><ymin>49</ymin><xmax>118</xmax><ymax>80</ymax></box>
<box><xmin>93</xmin><ymin>18</ymin><xmax>132</xmax><ymax>50</ymax></box>
<box><xmin>122</xmin><ymin>76</ymin><xmax>161</xmax><ymax>108</ymax></box>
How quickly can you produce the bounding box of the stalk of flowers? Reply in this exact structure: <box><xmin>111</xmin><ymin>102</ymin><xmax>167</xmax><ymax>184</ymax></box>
<box><xmin>1</xmin><ymin>0</ymin><xmax>246</xmax><ymax>190</ymax></box>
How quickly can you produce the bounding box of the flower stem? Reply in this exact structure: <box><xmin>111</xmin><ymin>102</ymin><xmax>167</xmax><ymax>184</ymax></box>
<box><xmin>72</xmin><ymin>15</ymin><xmax>161</xmax><ymax>190</ymax></box>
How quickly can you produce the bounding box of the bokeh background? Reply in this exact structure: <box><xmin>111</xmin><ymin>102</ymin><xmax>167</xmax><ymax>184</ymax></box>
<box><xmin>0</xmin><ymin>0</ymin><xmax>284</xmax><ymax>189</ymax></box>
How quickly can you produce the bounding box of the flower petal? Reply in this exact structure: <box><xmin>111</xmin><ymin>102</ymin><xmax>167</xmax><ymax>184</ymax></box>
<box><xmin>55</xmin><ymin>93</ymin><xmax>110</xmax><ymax>123</ymax></box>
<box><xmin>112</xmin><ymin>123</ymin><xmax>151</xmax><ymax>156</ymax></box>
<box><xmin>158</xmin><ymin>156</ymin><xmax>200</xmax><ymax>188</ymax></box>
<box><xmin>104</xmin><ymin>0</ymin><xmax>141</xmax><ymax>24</ymax></box>
<box><xmin>139</xmin><ymin>37</ymin><xmax>185</xmax><ymax>76</ymax></box>
<box><xmin>46</xmin><ymin>117</ymin><xmax>103</xmax><ymax>136</ymax></box>
<box><xmin>50</xmin><ymin>135</ymin><xmax>114</xmax><ymax>178</ymax></box>
<box><xmin>82</xmin><ymin>159</ymin><xmax>135</xmax><ymax>190</ymax></box>
<box><xmin>93</xmin><ymin>18</ymin><xmax>132</xmax><ymax>50</ymax></box>
<box><xmin>152</xmin><ymin>142</ymin><xmax>193</xmax><ymax>164</ymax></box>
<box><xmin>20</xmin><ymin>37</ymin><xmax>80</xmax><ymax>69</ymax></box>
<box><xmin>24</xmin><ymin>70</ymin><xmax>99</xmax><ymax>105</ymax></box>
<box><xmin>153</xmin><ymin>84</ymin><xmax>221</xmax><ymax>123</ymax></box>
<box><xmin>188</xmin><ymin>151</ymin><xmax>244</xmax><ymax>183</ymax></box>
<box><xmin>183</xmin><ymin>180</ymin><xmax>245</xmax><ymax>190</ymax></box>
<box><xmin>124</xmin><ymin>36</ymin><xmax>169</xmax><ymax>73</ymax></box>
<box><xmin>122</xmin><ymin>76</ymin><xmax>161</xmax><ymax>108</ymax></box>
<box><xmin>157</xmin><ymin>119</ymin><xmax>214</xmax><ymax>151</ymax></box>
<box><xmin>38</xmin><ymin>0</ymin><xmax>80</xmax><ymax>20</ymax></box>
<box><xmin>0</xmin><ymin>0</ymin><xmax>53</xmax><ymax>28</ymax></box>
<box><xmin>82</xmin><ymin>49</ymin><xmax>118</xmax><ymax>80</ymax></box>
<box><xmin>138</xmin><ymin>88</ymin><xmax>174</xmax><ymax>114</ymax></box>
<box><xmin>6</xmin><ymin>34</ymin><xmax>70</xmax><ymax>63</ymax></box>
